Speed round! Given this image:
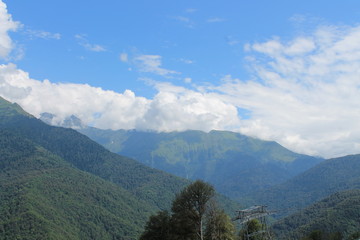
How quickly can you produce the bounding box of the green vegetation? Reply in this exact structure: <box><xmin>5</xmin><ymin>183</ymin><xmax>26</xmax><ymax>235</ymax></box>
<box><xmin>140</xmin><ymin>180</ymin><xmax>235</xmax><ymax>240</ymax></box>
<box><xmin>79</xmin><ymin>127</ymin><xmax>322</xmax><ymax>200</ymax></box>
<box><xmin>0</xmin><ymin>130</ymin><xmax>152</xmax><ymax>239</ymax></box>
<box><xmin>250</xmin><ymin>154</ymin><xmax>360</xmax><ymax>217</ymax></box>
<box><xmin>272</xmin><ymin>189</ymin><xmax>360</xmax><ymax>240</ymax></box>
<box><xmin>0</xmin><ymin>96</ymin><xmax>240</xmax><ymax>239</ymax></box>
<box><xmin>238</xmin><ymin>219</ymin><xmax>265</xmax><ymax>240</ymax></box>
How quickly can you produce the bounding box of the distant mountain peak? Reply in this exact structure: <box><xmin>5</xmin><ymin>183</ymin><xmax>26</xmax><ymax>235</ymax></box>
<box><xmin>39</xmin><ymin>112</ymin><xmax>85</xmax><ymax>129</ymax></box>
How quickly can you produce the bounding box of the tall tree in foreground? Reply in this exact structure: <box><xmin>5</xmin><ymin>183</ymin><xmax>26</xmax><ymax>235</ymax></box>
<box><xmin>171</xmin><ymin>180</ymin><xmax>215</xmax><ymax>240</ymax></box>
<box><xmin>139</xmin><ymin>180</ymin><xmax>237</xmax><ymax>240</ymax></box>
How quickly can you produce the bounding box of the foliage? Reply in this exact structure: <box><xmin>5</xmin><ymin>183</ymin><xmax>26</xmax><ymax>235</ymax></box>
<box><xmin>140</xmin><ymin>181</ymin><xmax>235</xmax><ymax>240</ymax></box>
<box><xmin>238</xmin><ymin>219</ymin><xmax>265</xmax><ymax>240</ymax></box>
<box><xmin>272</xmin><ymin>189</ymin><xmax>360</xmax><ymax>240</ymax></box>
<box><xmin>204</xmin><ymin>202</ymin><xmax>235</xmax><ymax>240</ymax></box>
<box><xmin>0</xmin><ymin>97</ymin><xmax>197</xmax><ymax>239</ymax></box>
<box><xmin>250</xmin><ymin>154</ymin><xmax>360</xmax><ymax>218</ymax></box>
<box><xmin>0</xmin><ymin>97</ymin><xmax>190</xmax><ymax>211</ymax></box>
<box><xmin>139</xmin><ymin>211</ymin><xmax>172</xmax><ymax>240</ymax></box>
<box><xmin>300</xmin><ymin>230</ymin><xmax>342</xmax><ymax>240</ymax></box>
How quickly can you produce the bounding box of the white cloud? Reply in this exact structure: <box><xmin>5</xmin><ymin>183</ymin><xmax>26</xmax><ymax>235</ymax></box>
<box><xmin>0</xmin><ymin>64</ymin><xmax>148</xmax><ymax>129</ymax></box>
<box><xmin>226</xmin><ymin>35</ymin><xmax>240</xmax><ymax>46</ymax></box>
<box><xmin>120</xmin><ymin>53</ymin><xmax>128</xmax><ymax>62</ymax></box>
<box><xmin>0</xmin><ymin>0</ymin><xmax>20</xmax><ymax>59</ymax></box>
<box><xmin>134</xmin><ymin>55</ymin><xmax>179</xmax><ymax>76</ymax></box>
<box><xmin>25</xmin><ymin>29</ymin><xmax>61</xmax><ymax>40</ymax></box>
<box><xmin>75</xmin><ymin>34</ymin><xmax>106</xmax><ymax>52</ymax></box>
<box><xmin>185</xmin><ymin>8</ymin><xmax>197</xmax><ymax>13</ymax></box>
<box><xmin>212</xmin><ymin>24</ymin><xmax>360</xmax><ymax>158</ymax></box>
<box><xmin>180</xmin><ymin>58</ymin><xmax>194</xmax><ymax>64</ymax></box>
<box><xmin>136</xmin><ymin>82</ymin><xmax>240</xmax><ymax>132</ymax></box>
<box><xmin>0</xmin><ymin>63</ymin><xmax>238</xmax><ymax>133</ymax></box>
<box><xmin>172</xmin><ymin>16</ymin><xmax>195</xmax><ymax>28</ymax></box>
<box><xmin>207</xmin><ymin>18</ymin><xmax>226</xmax><ymax>23</ymax></box>
<box><xmin>184</xmin><ymin>77</ymin><xmax>192</xmax><ymax>83</ymax></box>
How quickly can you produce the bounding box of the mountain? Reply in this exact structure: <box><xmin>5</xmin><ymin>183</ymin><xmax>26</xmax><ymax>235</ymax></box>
<box><xmin>0</xmin><ymin>96</ymin><xmax>240</xmax><ymax>239</ymax></box>
<box><xmin>0</xmin><ymin>97</ymin><xmax>192</xmax><ymax>239</ymax></box>
<box><xmin>272</xmin><ymin>189</ymin><xmax>360</xmax><ymax>239</ymax></box>
<box><xmin>78</xmin><ymin>127</ymin><xmax>322</xmax><ymax>199</ymax></box>
<box><xmin>250</xmin><ymin>154</ymin><xmax>360</xmax><ymax>217</ymax></box>
<box><xmin>39</xmin><ymin>112</ymin><xmax>85</xmax><ymax>129</ymax></box>
<box><xmin>0</xmin><ymin>130</ymin><xmax>153</xmax><ymax>239</ymax></box>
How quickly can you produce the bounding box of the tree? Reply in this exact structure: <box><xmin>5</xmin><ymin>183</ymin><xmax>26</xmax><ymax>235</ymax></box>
<box><xmin>171</xmin><ymin>180</ymin><xmax>215</xmax><ymax>240</ymax></box>
<box><xmin>139</xmin><ymin>210</ymin><xmax>172</xmax><ymax>240</ymax></box>
<box><xmin>139</xmin><ymin>180</ymin><xmax>234</xmax><ymax>240</ymax></box>
<box><xmin>205</xmin><ymin>201</ymin><xmax>235</xmax><ymax>240</ymax></box>
<box><xmin>238</xmin><ymin>219</ymin><xmax>263</xmax><ymax>240</ymax></box>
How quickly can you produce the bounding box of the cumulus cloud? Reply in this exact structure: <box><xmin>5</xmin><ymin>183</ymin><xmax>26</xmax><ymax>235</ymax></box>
<box><xmin>136</xmin><ymin>82</ymin><xmax>240</xmax><ymax>132</ymax></box>
<box><xmin>0</xmin><ymin>64</ymin><xmax>148</xmax><ymax>129</ymax></box>
<box><xmin>0</xmin><ymin>63</ymin><xmax>239</xmax><ymax>133</ymax></box>
<box><xmin>0</xmin><ymin>0</ymin><xmax>20</xmax><ymax>59</ymax></box>
<box><xmin>134</xmin><ymin>55</ymin><xmax>179</xmax><ymax>76</ymax></box>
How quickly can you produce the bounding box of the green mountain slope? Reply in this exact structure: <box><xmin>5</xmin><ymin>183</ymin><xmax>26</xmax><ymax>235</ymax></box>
<box><xmin>0</xmin><ymin>97</ymin><xmax>188</xmax><ymax>210</ymax></box>
<box><xmin>0</xmin><ymin>130</ymin><xmax>153</xmax><ymax>239</ymax></box>
<box><xmin>0</xmin><ymin>96</ymin><xmax>240</xmax><ymax>239</ymax></box>
<box><xmin>250</xmin><ymin>154</ymin><xmax>360</xmax><ymax>217</ymax></box>
<box><xmin>79</xmin><ymin>127</ymin><xmax>322</xmax><ymax>199</ymax></box>
<box><xmin>272</xmin><ymin>189</ymin><xmax>360</xmax><ymax>239</ymax></box>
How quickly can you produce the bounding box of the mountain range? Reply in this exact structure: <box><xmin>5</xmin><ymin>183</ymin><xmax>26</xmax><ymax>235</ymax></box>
<box><xmin>2</xmin><ymin>98</ymin><xmax>360</xmax><ymax>239</ymax></box>
<box><xmin>0</xmin><ymin>97</ymin><xmax>196</xmax><ymax>239</ymax></box>
<box><xmin>77</xmin><ymin>126</ymin><xmax>323</xmax><ymax>200</ymax></box>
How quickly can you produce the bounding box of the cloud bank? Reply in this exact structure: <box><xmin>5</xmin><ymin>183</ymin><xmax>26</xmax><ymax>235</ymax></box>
<box><xmin>0</xmin><ymin>0</ymin><xmax>20</xmax><ymax>59</ymax></box>
<box><xmin>1</xmin><ymin>23</ymin><xmax>360</xmax><ymax>158</ymax></box>
<box><xmin>0</xmin><ymin>63</ymin><xmax>239</xmax><ymax>132</ymax></box>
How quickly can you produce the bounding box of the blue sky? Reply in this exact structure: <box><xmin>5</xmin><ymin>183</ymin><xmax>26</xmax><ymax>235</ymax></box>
<box><xmin>1</xmin><ymin>0</ymin><xmax>360</xmax><ymax>158</ymax></box>
<box><xmin>6</xmin><ymin>0</ymin><xmax>360</xmax><ymax>95</ymax></box>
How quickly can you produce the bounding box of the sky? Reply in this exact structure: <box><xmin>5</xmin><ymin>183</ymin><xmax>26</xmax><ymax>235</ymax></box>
<box><xmin>1</xmin><ymin>0</ymin><xmax>360</xmax><ymax>158</ymax></box>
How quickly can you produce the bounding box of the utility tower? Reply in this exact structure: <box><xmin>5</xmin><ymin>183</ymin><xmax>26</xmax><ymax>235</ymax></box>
<box><xmin>233</xmin><ymin>205</ymin><xmax>274</xmax><ymax>240</ymax></box>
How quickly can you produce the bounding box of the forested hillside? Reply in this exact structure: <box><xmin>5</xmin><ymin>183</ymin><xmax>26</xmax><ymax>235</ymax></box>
<box><xmin>79</xmin><ymin>127</ymin><xmax>322</xmax><ymax>199</ymax></box>
<box><xmin>250</xmin><ymin>154</ymin><xmax>360</xmax><ymax>217</ymax></box>
<box><xmin>0</xmin><ymin>96</ymin><xmax>240</xmax><ymax>239</ymax></box>
<box><xmin>0</xmin><ymin>97</ymin><xmax>190</xmax><ymax>239</ymax></box>
<box><xmin>272</xmin><ymin>189</ymin><xmax>360</xmax><ymax>239</ymax></box>
<box><xmin>0</xmin><ymin>130</ymin><xmax>153</xmax><ymax>239</ymax></box>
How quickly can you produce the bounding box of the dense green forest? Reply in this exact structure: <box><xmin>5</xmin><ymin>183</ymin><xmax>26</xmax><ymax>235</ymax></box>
<box><xmin>2</xmin><ymin>96</ymin><xmax>360</xmax><ymax>239</ymax></box>
<box><xmin>272</xmin><ymin>189</ymin><xmax>360</xmax><ymax>239</ymax></box>
<box><xmin>79</xmin><ymin>127</ymin><xmax>322</xmax><ymax>200</ymax></box>
<box><xmin>249</xmin><ymin>154</ymin><xmax>360</xmax><ymax>217</ymax></box>
<box><xmin>0</xmin><ymin>96</ymin><xmax>240</xmax><ymax>239</ymax></box>
<box><xmin>0</xmin><ymin>130</ymin><xmax>153</xmax><ymax>239</ymax></box>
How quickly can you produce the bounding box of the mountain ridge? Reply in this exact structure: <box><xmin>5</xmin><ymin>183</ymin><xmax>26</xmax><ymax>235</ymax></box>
<box><xmin>78</xmin><ymin>126</ymin><xmax>323</xmax><ymax>200</ymax></box>
<box><xmin>249</xmin><ymin>153</ymin><xmax>360</xmax><ymax>218</ymax></box>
